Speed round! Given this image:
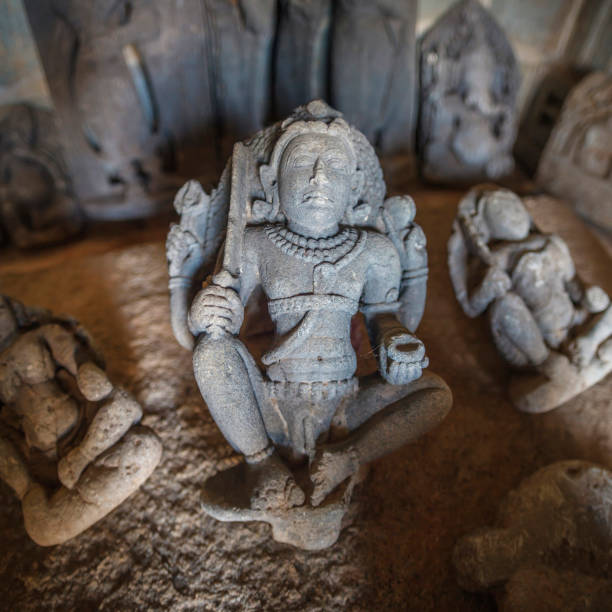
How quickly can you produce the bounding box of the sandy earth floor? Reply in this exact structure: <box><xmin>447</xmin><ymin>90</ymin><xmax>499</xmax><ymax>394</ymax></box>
<box><xmin>0</xmin><ymin>185</ymin><xmax>610</xmax><ymax>611</ymax></box>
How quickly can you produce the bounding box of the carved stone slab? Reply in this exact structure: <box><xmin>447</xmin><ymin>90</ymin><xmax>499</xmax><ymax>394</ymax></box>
<box><xmin>330</xmin><ymin>0</ymin><xmax>418</xmax><ymax>156</ymax></box>
<box><xmin>537</xmin><ymin>72</ymin><xmax>612</xmax><ymax>231</ymax></box>
<box><xmin>273</xmin><ymin>0</ymin><xmax>331</xmax><ymax>119</ymax></box>
<box><xmin>418</xmin><ymin>0</ymin><xmax>520</xmax><ymax>184</ymax></box>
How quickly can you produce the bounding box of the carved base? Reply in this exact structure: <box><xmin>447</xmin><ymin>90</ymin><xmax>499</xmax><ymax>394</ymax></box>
<box><xmin>509</xmin><ymin>352</ymin><xmax>612</xmax><ymax>414</ymax></box>
<box><xmin>201</xmin><ymin>462</ymin><xmax>366</xmax><ymax>550</ymax></box>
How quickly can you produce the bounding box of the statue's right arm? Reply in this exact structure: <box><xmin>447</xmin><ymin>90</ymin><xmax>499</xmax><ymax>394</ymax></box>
<box><xmin>448</xmin><ymin>229</ymin><xmax>511</xmax><ymax>317</ymax></box>
<box><xmin>188</xmin><ymin>229</ymin><xmax>260</xmax><ymax>337</ymax></box>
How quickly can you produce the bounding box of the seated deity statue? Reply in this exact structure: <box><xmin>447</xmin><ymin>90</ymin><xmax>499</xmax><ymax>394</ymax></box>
<box><xmin>166</xmin><ymin>100</ymin><xmax>451</xmax><ymax>549</ymax></box>
<box><xmin>0</xmin><ymin>295</ymin><xmax>162</xmax><ymax>546</ymax></box>
<box><xmin>448</xmin><ymin>187</ymin><xmax>612</xmax><ymax>413</ymax></box>
<box><xmin>418</xmin><ymin>0</ymin><xmax>520</xmax><ymax>184</ymax></box>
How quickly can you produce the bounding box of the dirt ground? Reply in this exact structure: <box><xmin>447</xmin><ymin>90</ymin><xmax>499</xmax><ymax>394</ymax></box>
<box><xmin>0</xmin><ymin>185</ymin><xmax>610</xmax><ymax>611</ymax></box>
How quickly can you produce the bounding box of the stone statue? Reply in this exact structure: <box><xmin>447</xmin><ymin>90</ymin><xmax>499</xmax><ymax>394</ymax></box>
<box><xmin>418</xmin><ymin>0</ymin><xmax>520</xmax><ymax>184</ymax></box>
<box><xmin>0</xmin><ymin>105</ymin><xmax>82</xmax><ymax>248</ymax></box>
<box><xmin>448</xmin><ymin>186</ymin><xmax>612</xmax><ymax>413</ymax></box>
<box><xmin>537</xmin><ymin>72</ymin><xmax>612</xmax><ymax>231</ymax></box>
<box><xmin>167</xmin><ymin>100</ymin><xmax>451</xmax><ymax>549</ymax></box>
<box><xmin>453</xmin><ymin>461</ymin><xmax>612</xmax><ymax>611</ymax></box>
<box><xmin>0</xmin><ymin>295</ymin><xmax>162</xmax><ymax>546</ymax></box>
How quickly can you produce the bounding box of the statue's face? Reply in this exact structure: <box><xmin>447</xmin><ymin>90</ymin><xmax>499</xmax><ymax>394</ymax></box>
<box><xmin>483</xmin><ymin>191</ymin><xmax>530</xmax><ymax>241</ymax></box>
<box><xmin>277</xmin><ymin>133</ymin><xmax>352</xmax><ymax>235</ymax></box>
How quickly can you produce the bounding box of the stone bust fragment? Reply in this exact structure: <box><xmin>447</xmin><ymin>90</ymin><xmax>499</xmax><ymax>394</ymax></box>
<box><xmin>0</xmin><ymin>295</ymin><xmax>162</xmax><ymax>545</ymax></box>
<box><xmin>448</xmin><ymin>187</ymin><xmax>612</xmax><ymax>413</ymax></box>
<box><xmin>418</xmin><ymin>0</ymin><xmax>520</xmax><ymax>184</ymax></box>
<box><xmin>167</xmin><ymin>100</ymin><xmax>451</xmax><ymax>549</ymax></box>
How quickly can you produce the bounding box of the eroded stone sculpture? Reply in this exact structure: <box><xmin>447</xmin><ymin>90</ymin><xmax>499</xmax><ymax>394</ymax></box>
<box><xmin>419</xmin><ymin>0</ymin><xmax>520</xmax><ymax>184</ymax></box>
<box><xmin>0</xmin><ymin>295</ymin><xmax>162</xmax><ymax>546</ymax></box>
<box><xmin>537</xmin><ymin>72</ymin><xmax>612</xmax><ymax>231</ymax></box>
<box><xmin>453</xmin><ymin>461</ymin><xmax>612</xmax><ymax>611</ymax></box>
<box><xmin>0</xmin><ymin>105</ymin><xmax>82</xmax><ymax>248</ymax></box>
<box><xmin>167</xmin><ymin>100</ymin><xmax>451</xmax><ymax>549</ymax></box>
<box><xmin>448</xmin><ymin>187</ymin><xmax>612</xmax><ymax>413</ymax></box>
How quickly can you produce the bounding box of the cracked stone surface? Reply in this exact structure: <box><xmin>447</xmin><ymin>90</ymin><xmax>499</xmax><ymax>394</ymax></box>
<box><xmin>0</xmin><ymin>188</ymin><xmax>610</xmax><ymax>610</ymax></box>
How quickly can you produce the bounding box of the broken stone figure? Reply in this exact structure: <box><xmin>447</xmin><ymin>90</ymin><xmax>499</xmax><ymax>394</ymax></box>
<box><xmin>0</xmin><ymin>295</ymin><xmax>162</xmax><ymax>546</ymax></box>
<box><xmin>448</xmin><ymin>186</ymin><xmax>612</xmax><ymax>413</ymax></box>
<box><xmin>419</xmin><ymin>0</ymin><xmax>520</xmax><ymax>184</ymax></box>
<box><xmin>167</xmin><ymin>100</ymin><xmax>451</xmax><ymax>549</ymax></box>
<box><xmin>453</xmin><ymin>461</ymin><xmax>612</xmax><ymax>611</ymax></box>
<box><xmin>537</xmin><ymin>72</ymin><xmax>612</xmax><ymax>231</ymax></box>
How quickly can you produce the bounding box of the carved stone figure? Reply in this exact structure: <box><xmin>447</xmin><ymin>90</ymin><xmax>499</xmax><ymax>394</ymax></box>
<box><xmin>23</xmin><ymin>0</ymin><xmax>276</xmax><ymax>219</ymax></box>
<box><xmin>0</xmin><ymin>295</ymin><xmax>162</xmax><ymax>546</ymax></box>
<box><xmin>419</xmin><ymin>0</ymin><xmax>520</xmax><ymax>184</ymax></box>
<box><xmin>453</xmin><ymin>461</ymin><xmax>612</xmax><ymax>611</ymax></box>
<box><xmin>273</xmin><ymin>0</ymin><xmax>331</xmax><ymax>120</ymax></box>
<box><xmin>448</xmin><ymin>186</ymin><xmax>612</xmax><ymax>413</ymax></box>
<box><xmin>330</xmin><ymin>0</ymin><xmax>418</xmax><ymax>156</ymax></box>
<box><xmin>537</xmin><ymin>72</ymin><xmax>612</xmax><ymax>231</ymax></box>
<box><xmin>0</xmin><ymin>105</ymin><xmax>82</xmax><ymax>248</ymax></box>
<box><xmin>167</xmin><ymin>100</ymin><xmax>451</xmax><ymax>549</ymax></box>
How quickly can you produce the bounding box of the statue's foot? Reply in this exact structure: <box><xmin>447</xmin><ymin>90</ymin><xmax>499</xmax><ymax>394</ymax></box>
<box><xmin>247</xmin><ymin>453</ymin><xmax>305</xmax><ymax>511</ymax></box>
<box><xmin>310</xmin><ymin>445</ymin><xmax>359</xmax><ymax>507</ymax></box>
<box><xmin>566</xmin><ymin>336</ymin><xmax>598</xmax><ymax>369</ymax></box>
<box><xmin>57</xmin><ymin>450</ymin><xmax>85</xmax><ymax>490</ymax></box>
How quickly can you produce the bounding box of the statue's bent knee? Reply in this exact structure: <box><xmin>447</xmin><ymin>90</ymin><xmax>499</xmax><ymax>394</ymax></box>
<box><xmin>489</xmin><ymin>293</ymin><xmax>548</xmax><ymax>367</ymax></box>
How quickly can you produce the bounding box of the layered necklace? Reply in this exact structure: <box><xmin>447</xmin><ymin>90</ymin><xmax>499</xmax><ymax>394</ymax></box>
<box><xmin>265</xmin><ymin>224</ymin><xmax>359</xmax><ymax>264</ymax></box>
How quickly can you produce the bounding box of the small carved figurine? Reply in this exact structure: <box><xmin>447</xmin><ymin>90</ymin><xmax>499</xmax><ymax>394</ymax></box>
<box><xmin>537</xmin><ymin>72</ymin><xmax>612</xmax><ymax>231</ymax></box>
<box><xmin>167</xmin><ymin>100</ymin><xmax>451</xmax><ymax>549</ymax></box>
<box><xmin>0</xmin><ymin>295</ymin><xmax>162</xmax><ymax>546</ymax></box>
<box><xmin>453</xmin><ymin>461</ymin><xmax>612</xmax><ymax>611</ymax></box>
<box><xmin>448</xmin><ymin>186</ymin><xmax>612</xmax><ymax>413</ymax></box>
<box><xmin>418</xmin><ymin>0</ymin><xmax>520</xmax><ymax>184</ymax></box>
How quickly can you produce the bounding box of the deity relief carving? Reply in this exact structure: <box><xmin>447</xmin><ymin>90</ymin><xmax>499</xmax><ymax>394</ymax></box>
<box><xmin>419</xmin><ymin>0</ymin><xmax>520</xmax><ymax>184</ymax></box>
<box><xmin>167</xmin><ymin>101</ymin><xmax>451</xmax><ymax>549</ymax></box>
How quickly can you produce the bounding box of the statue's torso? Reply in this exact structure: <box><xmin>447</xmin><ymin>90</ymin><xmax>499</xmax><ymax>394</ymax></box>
<box><xmin>242</xmin><ymin>225</ymin><xmax>396</xmax><ymax>383</ymax></box>
<box><xmin>492</xmin><ymin>234</ymin><xmax>575</xmax><ymax>347</ymax></box>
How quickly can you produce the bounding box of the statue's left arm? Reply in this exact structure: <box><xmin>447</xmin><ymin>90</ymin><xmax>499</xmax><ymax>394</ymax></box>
<box><xmin>361</xmin><ymin>233</ymin><xmax>428</xmax><ymax>385</ymax></box>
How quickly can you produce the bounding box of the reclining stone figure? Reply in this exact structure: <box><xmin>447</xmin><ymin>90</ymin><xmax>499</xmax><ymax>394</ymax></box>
<box><xmin>167</xmin><ymin>100</ymin><xmax>451</xmax><ymax>549</ymax></box>
<box><xmin>0</xmin><ymin>295</ymin><xmax>162</xmax><ymax>546</ymax></box>
<box><xmin>448</xmin><ymin>187</ymin><xmax>612</xmax><ymax>412</ymax></box>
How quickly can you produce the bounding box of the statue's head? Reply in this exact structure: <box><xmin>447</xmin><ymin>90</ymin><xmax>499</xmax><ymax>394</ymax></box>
<box><xmin>481</xmin><ymin>189</ymin><xmax>530</xmax><ymax>241</ymax></box>
<box><xmin>259</xmin><ymin>115</ymin><xmax>365</xmax><ymax>235</ymax></box>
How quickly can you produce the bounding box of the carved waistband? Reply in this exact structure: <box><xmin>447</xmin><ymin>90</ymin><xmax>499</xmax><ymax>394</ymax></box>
<box><xmin>267</xmin><ymin>294</ymin><xmax>359</xmax><ymax>317</ymax></box>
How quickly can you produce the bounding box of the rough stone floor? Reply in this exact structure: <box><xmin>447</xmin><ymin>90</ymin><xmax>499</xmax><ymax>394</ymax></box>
<box><xmin>0</xmin><ymin>186</ymin><xmax>610</xmax><ymax>611</ymax></box>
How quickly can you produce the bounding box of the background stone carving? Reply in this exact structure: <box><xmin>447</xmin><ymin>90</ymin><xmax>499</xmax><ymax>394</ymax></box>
<box><xmin>273</xmin><ymin>0</ymin><xmax>331</xmax><ymax>120</ymax></box>
<box><xmin>330</xmin><ymin>0</ymin><xmax>417</xmax><ymax>157</ymax></box>
<box><xmin>537</xmin><ymin>72</ymin><xmax>612</xmax><ymax>232</ymax></box>
<box><xmin>0</xmin><ymin>104</ymin><xmax>82</xmax><ymax>248</ymax></box>
<box><xmin>418</xmin><ymin>0</ymin><xmax>520</xmax><ymax>184</ymax></box>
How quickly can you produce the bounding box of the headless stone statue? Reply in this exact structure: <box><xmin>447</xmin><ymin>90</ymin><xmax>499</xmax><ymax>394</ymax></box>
<box><xmin>0</xmin><ymin>295</ymin><xmax>162</xmax><ymax>546</ymax></box>
<box><xmin>418</xmin><ymin>0</ymin><xmax>519</xmax><ymax>184</ymax></box>
<box><xmin>448</xmin><ymin>187</ymin><xmax>612</xmax><ymax>413</ymax></box>
<box><xmin>167</xmin><ymin>100</ymin><xmax>451</xmax><ymax>549</ymax></box>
